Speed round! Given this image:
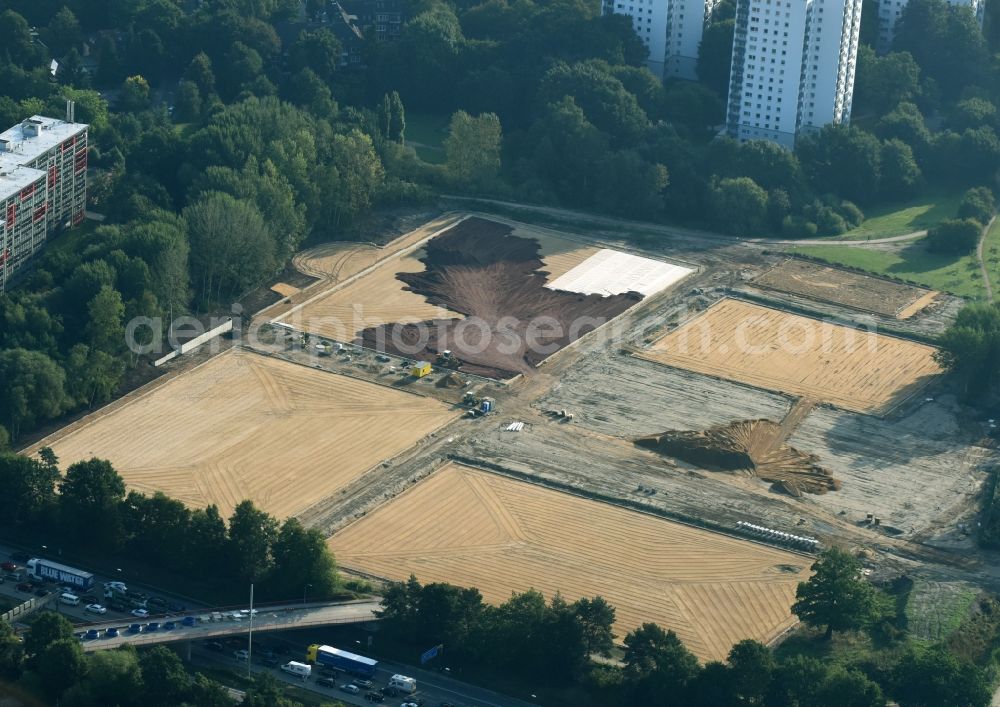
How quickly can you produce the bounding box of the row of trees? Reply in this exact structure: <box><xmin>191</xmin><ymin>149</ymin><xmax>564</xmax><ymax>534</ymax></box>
<box><xmin>0</xmin><ymin>450</ymin><xmax>341</xmax><ymax>601</ymax></box>
<box><xmin>378</xmin><ymin>550</ymin><xmax>990</xmax><ymax>706</ymax></box>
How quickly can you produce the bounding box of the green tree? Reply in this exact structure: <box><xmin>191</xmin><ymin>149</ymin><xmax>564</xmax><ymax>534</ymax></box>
<box><xmin>284</xmin><ymin>67</ymin><xmax>338</xmax><ymax>117</ymax></box>
<box><xmin>0</xmin><ymin>348</ymin><xmax>67</xmax><ymax>440</ymax></box>
<box><xmin>265</xmin><ymin>518</ymin><xmax>339</xmax><ymax>601</ymax></box>
<box><xmin>0</xmin><ymin>620</ymin><xmax>23</xmax><ymax>680</ymax></box>
<box><xmin>227</xmin><ymin>500</ymin><xmax>278</xmax><ymax>583</ymax></box>
<box><xmin>594</xmin><ymin>150</ymin><xmax>669</xmax><ymax>219</ymax></box>
<box><xmin>951</xmin><ymin>97</ymin><xmax>997</xmax><ymax>132</ymax></box>
<box><xmin>876</xmin><ymin>102</ymin><xmax>932</xmax><ymax>157</ymax></box>
<box><xmin>709</xmin><ymin>177</ymin><xmax>769</xmax><ymax>235</ymax></box>
<box><xmin>0</xmin><ymin>10</ymin><xmax>41</xmax><ymax>67</ymax></box>
<box><xmin>320</xmin><ymin>129</ymin><xmax>386</xmax><ymax>231</ymax></box>
<box><xmin>958</xmin><ymin>187</ymin><xmax>996</xmax><ymax>225</ymax></box>
<box><xmin>24</xmin><ymin>611</ymin><xmax>74</xmax><ymax>658</ymax></box>
<box><xmin>726</xmin><ymin>640</ymin><xmax>774</xmax><ymax>705</ymax></box>
<box><xmin>894</xmin><ymin>0</ymin><xmax>988</xmax><ymax>98</ymax></box>
<box><xmin>38</xmin><ymin>637</ymin><xmax>87</xmax><ymax>699</ymax></box>
<box><xmin>289</xmin><ymin>29</ymin><xmax>342</xmax><ymax>82</ymax></box>
<box><xmin>188</xmin><ymin>673</ymin><xmax>237</xmax><ymax>707</ymax></box>
<box><xmin>891</xmin><ymin>645</ymin><xmax>989</xmax><ymax>707</ymax></box>
<box><xmin>926</xmin><ymin>218</ymin><xmax>982</xmax><ymax>254</ymax></box>
<box><xmin>879</xmin><ymin>139</ymin><xmax>923</xmax><ymax>200</ymax></box>
<box><xmin>0</xmin><ymin>452</ymin><xmax>59</xmax><ymax>525</ymax></box>
<box><xmin>186</xmin><ymin>504</ymin><xmax>229</xmax><ymax>572</ymax></box>
<box><xmin>86</xmin><ymin>285</ymin><xmax>126</xmax><ymax>355</ymax></box>
<box><xmin>119</xmin><ymin>75</ymin><xmax>151</xmax><ymax>112</ymax></box>
<box><xmin>122</xmin><ymin>491</ymin><xmax>190</xmax><ymax>567</ymax></box>
<box><xmin>174</xmin><ymin>80</ymin><xmax>201</xmax><ymax>122</ymax></box>
<box><xmin>853</xmin><ymin>47</ymin><xmax>921</xmax><ymax>116</ymax></box>
<box><xmin>797</xmin><ymin>125</ymin><xmax>882</xmax><ymax>205</ymax></box>
<box><xmin>65</xmin><ymin>344</ymin><xmax>124</xmax><ymax>408</ymax></box>
<box><xmin>46</xmin><ymin>6</ymin><xmax>82</xmax><ymax>56</ymax></box>
<box><xmin>818</xmin><ymin>667</ymin><xmax>886</xmax><ymax>707</ymax></box>
<box><xmin>792</xmin><ymin>548</ymin><xmax>881</xmax><ymax>639</ymax></box>
<box><xmin>623</xmin><ymin>623</ymin><xmax>701</xmax><ymax>702</ymax></box>
<box><xmin>140</xmin><ymin>645</ymin><xmax>191</xmax><ymax>706</ymax></box>
<box><xmin>184</xmin><ymin>52</ymin><xmax>216</xmax><ymax>97</ymax></box>
<box><xmin>697</xmin><ymin>19</ymin><xmax>735</xmax><ymax>95</ymax></box>
<box><xmin>527</xmin><ymin>96</ymin><xmax>609</xmax><ymax>204</ymax></box>
<box><xmin>58</xmin><ymin>458</ymin><xmax>127</xmax><ymax>549</ymax></box>
<box><xmin>65</xmin><ymin>646</ymin><xmax>143</xmax><ymax>705</ymax></box>
<box><xmin>444</xmin><ymin>111</ymin><xmax>502</xmax><ymax>190</ymax></box>
<box><xmin>572</xmin><ymin>596</ymin><xmax>616</xmax><ymax>656</ymax></box>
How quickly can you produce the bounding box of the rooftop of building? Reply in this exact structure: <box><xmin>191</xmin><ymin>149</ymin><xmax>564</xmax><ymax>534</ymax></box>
<box><xmin>0</xmin><ymin>163</ymin><xmax>46</xmax><ymax>200</ymax></box>
<box><xmin>0</xmin><ymin>115</ymin><xmax>89</xmax><ymax>165</ymax></box>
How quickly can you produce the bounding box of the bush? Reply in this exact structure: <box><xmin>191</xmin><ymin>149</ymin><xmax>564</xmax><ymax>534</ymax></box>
<box><xmin>838</xmin><ymin>200</ymin><xmax>865</xmax><ymax>228</ymax></box>
<box><xmin>782</xmin><ymin>215</ymin><xmax>818</xmax><ymax>238</ymax></box>
<box><xmin>926</xmin><ymin>218</ymin><xmax>982</xmax><ymax>254</ymax></box>
<box><xmin>958</xmin><ymin>187</ymin><xmax>996</xmax><ymax>226</ymax></box>
<box><xmin>815</xmin><ymin>206</ymin><xmax>848</xmax><ymax>236</ymax></box>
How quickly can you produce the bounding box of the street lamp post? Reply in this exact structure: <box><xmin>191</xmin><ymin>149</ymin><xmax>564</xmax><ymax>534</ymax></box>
<box><xmin>303</xmin><ymin>583</ymin><xmax>312</xmax><ymax>604</ymax></box>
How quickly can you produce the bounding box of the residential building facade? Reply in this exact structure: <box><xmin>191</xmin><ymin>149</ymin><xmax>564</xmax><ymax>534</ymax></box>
<box><xmin>0</xmin><ymin>113</ymin><xmax>88</xmax><ymax>291</ymax></box>
<box><xmin>725</xmin><ymin>0</ymin><xmax>863</xmax><ymax>148</ymax></box>
<box><xmin>602</xmin><ymin>0</ymin><xmax>715</xmax><ymax>80</ymax></box>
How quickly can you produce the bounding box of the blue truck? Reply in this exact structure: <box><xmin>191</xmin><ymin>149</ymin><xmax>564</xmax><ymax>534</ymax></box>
<box><xmin>25</xmin><ymin>558</ymin><xmax>95</xmax><ymax>591</ymax></box>
<box><xmin>306</xmin><ymin>644</ymin><xmax>378</xmax><ymax>678</ymax></box>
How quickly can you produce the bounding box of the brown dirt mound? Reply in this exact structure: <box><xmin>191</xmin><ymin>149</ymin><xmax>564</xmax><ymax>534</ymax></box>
<box><xmin>359</xmin><ymin>217</ymin><xmax>640</xmax><ymax>379</ymax></box>
<box><xmin>437</xmin><ymin>372</ymin><xmax>467</xmax><ymax>388</ymax></box>
<box><xmin>636</xmin><ymin>419</ymin><xmax>839</xmax><ymax>496</ymax></box>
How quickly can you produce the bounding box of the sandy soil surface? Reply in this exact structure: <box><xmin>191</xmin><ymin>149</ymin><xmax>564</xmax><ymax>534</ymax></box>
<box><xmin>753</xmin><ymin>259</ymin><xmax>938</xmax><ymax>319</ymax></box>
<box><xmin>788</xmin><ymin>399</ymin><xmax>989</xmax><ymax>537</ymax></box>
<box><xmin>329</xmin><ymin>461</ymin><xmax>811</xmax><ymax>662</ymax></box>
<box><xmin>31</xmin><ymin>348</ymin><xmax>458</xmax><ymax>520</ymax></box>
<box><xmin>361</xmin><ymin>217</ymin><xmax>641</xmax><ymax>378</ymax></box>
<box><xmin>638</xmin><ymin>298</ymin><xmax>942</xmax><ymax>415</ymax></box>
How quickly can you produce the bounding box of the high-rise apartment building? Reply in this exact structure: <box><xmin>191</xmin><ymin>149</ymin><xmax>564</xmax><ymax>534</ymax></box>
<box><xmin>0</xmin><ymin>113</ymin><xmax>88</xmax><ymax>292</ymax></box>
<box><xmin>602</xmin><ymin>0</ymin><xmax>715</xmax><ymax>80</ymax></box>
<box><xmin>876</xmin><ymin>0</ymin><xmax>983</xmax><ymax>50</ymax></box>
<box><xmin>725</xmin><ymin>0</ymin><xmax>863</xmax><ymax>148</ymax></box>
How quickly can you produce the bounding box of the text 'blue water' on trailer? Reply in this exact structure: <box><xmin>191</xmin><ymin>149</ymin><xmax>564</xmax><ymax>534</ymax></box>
<box><xmin>25</xmin><ymin>558</ymin><xmax>95</xmax><ymax>590</ymax></box>
<box><xmin>306</xmin><ymin>644</ymin><xmax>378</xmax><ymax>678</ymax></box>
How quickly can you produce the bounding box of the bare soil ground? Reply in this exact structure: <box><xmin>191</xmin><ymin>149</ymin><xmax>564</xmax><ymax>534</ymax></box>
<box><xmin>637</xmin><ymin>298</ymin><xmax>943</xmax><ymax>415</ymax></box>
<box><xmin>329</xmin><ymin>461</ymin><xmax>811</xmax><ymax>662</ymax></box>
<box><xmin>30</xmin><ymin>348</ymin><xmax>458</xmax><ymax>520</ymax></box>
<box><xmin>753</xmin><ymin>259</ymin><xmax>939</xmax><ymax>319</ymax></box>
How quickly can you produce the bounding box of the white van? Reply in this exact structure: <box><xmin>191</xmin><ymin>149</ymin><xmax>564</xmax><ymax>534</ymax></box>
<box><xmin>389</xmin><ymin>674</ymin><xmax>417</xmax><ymax>693</ymax></box>
<box><xmin>60</xmin><ymin>592</ymin><xmax>80</xmax><ymax>606</ymax></box>
<box><xmin>280</xmin><ymin>661</ymin><xmax>312</xmax><ymax>680</ymax></box>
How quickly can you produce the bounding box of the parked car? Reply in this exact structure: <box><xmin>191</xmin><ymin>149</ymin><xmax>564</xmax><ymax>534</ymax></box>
<box><xmin>15</xmin><ymin>583</ymin><xmax>32</xmax><ymax>592</ymax></box>
<box><xmin>85</xmin><ymin>629</ymin><xmax>100</xmax><ymax>640</ymax></box>
<box><xmin>127</xmin><ymin>623</ymin><xmax>142</xmax><ymax>634</ymax></box>
<box><xmin>205</xmin><ymin>641</ymin><xmax>224</xmax><ymax>652</ymax></box>
<box><xmin>353</xmin><ymin>678</ymin><xmax>373</xmax><ymax>689</ymax></box>
<box><xmin>364</xmin><ymin>692</ymin><xmax>385</xmax><ymax>703</ymax></box>
<box><xmin>106</xmin><ymin>627</ymin><xmax>119</xmax><ymax>638</ymax></box>
<box><xmin>131</xmin><ymin>608</ymin><xmax>149</xmax><ymax>618</ymax></box>
<box><xmin>85</xmin><ymin>604</ymin><xmax>107</xmax><ymax>615</ymax></box>
<box><xmin>340</xmin><ymin>684</ymin><xmax>360</xmax><ymax>695</ymax></box>
<box><xmin>146</xmin><ymin>622</ymin><xmax>160</xmax><ymax>632</ymax></box>
<box><xmin>317</xmin><ymin>677</ymin><xmax>338</xmax><ymax>688</ymax></box>
<box><xmin>163</xmin><ymin>621</ymin><xmax>176</xmax><ymax>631</ymax></box>
<box><xmin>233</xmin><ymin>649</ymin><xmax>249</xmax><ymax>662</ymax></box>
<box><xmin>0</xmin><ymin>561</ymin><xmax>17</xmax><ymax>572</ymax></box>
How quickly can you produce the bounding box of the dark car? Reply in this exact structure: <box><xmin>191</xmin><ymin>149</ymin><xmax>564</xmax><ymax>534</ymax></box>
<box><xmin>182</xmin><ymin>616</ymin><xmax>197</xmax><ymax>627</ymax></box>
<box><xmin>380</xmin><ymin>686</ymin><xmax>399</xmax><ymax>698</ymax></box>
<box><xmin>205</xmin><ymin>641</ymin><xmax>224</xmax><ymax>652</ymax></box>
<box><xmin>0</xmin><ymin>561</ymin><xmax>16</xmax><ymax>572</ymax></box>
<box><xmin>80</xmin><ymin>594</ymin><xmax>98</xmax><ymax>604</ymax></box>
<box><xmin>10</xmin><ymin>552</ymin><xmax>30</xmax><ymax>563</ymax></box>
<box><xmin>146</xmin><ymin>622</ymin><xmax>160</xmax><ymax>632</ymax></box>
<box><xmin>106</xmin><ymin>627</ymin><xmax>119</xmax><ymax>638</ymax></box>
<box><xmin>146</xmin><ymin>596</ymin><xmax>168</xmax><ymax>609</ymax></box>
<box><xmin>364</xmin><ymin>692</ymin><xmax>385</xmax><ymax>703</ymax></box>
<box><xmin>320</xmin><ymin>667</ymin><xmax>340</xmax><ymax>679</ymax></box>
<box><xmin>128</xmin><ymin>624</ymin><xmax>142</xmax><ymax>634</ymax></box>
<box><xmin>163</xmin><ymin>621</ymin><xmax>176</xmax><ymax>631</ymax></box>
<box><xmin>15</xmin><ymin>582</ymin><xmax>32</xmax><ymax>592</ymax></box>
<box><xmin>317</xmin><ymin>677</ymin><xmax>338</xmax><ymax>688</ymax></box>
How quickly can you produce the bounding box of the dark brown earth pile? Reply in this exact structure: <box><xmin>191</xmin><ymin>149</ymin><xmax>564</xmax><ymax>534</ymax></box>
<box><xmin>636</xmin><ymin>419</ymin><xmax>840</xmax><ymax>496</ymax></box>
<box><xmin>360</xmin><ymin>217</ymin><xmax>640</xmax><ymax>379</ymax></box>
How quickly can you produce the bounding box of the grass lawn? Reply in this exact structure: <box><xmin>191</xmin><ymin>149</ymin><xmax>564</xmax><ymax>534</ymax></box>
<box><xmin>405</xmin><ymin>112</ymin><xmax>448</xmax><ymax>164</ymax></box>
<box><xmin>831</xmin><ymin>190</ymin><xmax>963</xmax><ymax>241</ymax></box>
<box><xmin>787</xmin><ymin>241</ymin><xmax>985</xmax><ymax>299</ymax></box>
<box><xmin>981</xmin><ymin>217</ymin><xmax>1000</xmax><ymax>298</ymax></box>
<box><xmin>905</xmin><ymin>581</ymin><xmax>978</xmax><ymax>643</ymax></box>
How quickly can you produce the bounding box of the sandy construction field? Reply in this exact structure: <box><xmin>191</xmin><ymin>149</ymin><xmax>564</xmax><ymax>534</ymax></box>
<box><xmin>35</xmin><ymin>349</ymin><xmax>457</xmax><ymax>519</ymax></box>
<box><xmin>637</xmin><ymin>299</ymin><xmax>942</xmax><ymax>414</ymax></box>
<box><xmin>330</xmin><ymin>462</ymin><xmax>811</xmax><ymax>662</ymax></box>
<box><xmin>752</xmin><ymin>259</ymin><xmax>938</xmax><ymax>319</ymax></box>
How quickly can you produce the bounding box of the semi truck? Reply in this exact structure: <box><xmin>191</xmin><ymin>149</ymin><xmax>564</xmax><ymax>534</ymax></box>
<box><xmin>25</xmin><ymin>558</ymin><xmax>94</xmax><ymax>590</ymax></box>
<box><xmin>306</xmin><ymin>644</ymin><xmax>378</xmax><ymax>678</ymax></box>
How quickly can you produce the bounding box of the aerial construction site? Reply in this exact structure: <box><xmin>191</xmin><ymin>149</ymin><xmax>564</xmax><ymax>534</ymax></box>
<box><xmin>27</xmin><ymin>208</ymin><xmax>995</xmax><ymax>663</ymax></box>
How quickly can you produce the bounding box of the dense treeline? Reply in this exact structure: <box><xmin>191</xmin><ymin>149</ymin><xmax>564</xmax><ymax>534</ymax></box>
<box><xmin>378</xmin><ymin>550</ymin><xmax>993</xmax><ymax>706</ymax></box>
<box><xmin>0</xmin><ymin>450</ymin><xmax>342</xmax><ymax>602</ymax></box>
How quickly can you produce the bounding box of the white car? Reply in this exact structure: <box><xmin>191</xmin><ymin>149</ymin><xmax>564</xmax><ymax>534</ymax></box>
<box><xmin>104</xmin><ymin>581</ymin><xmax>127</xmax><ymax>593</ymax></box>
<box><xmin>340</xmin><ymin>684</ymin><xmax>360</xmax><ymax>695</ymax></box>
<box><xmin>84</xmin><ymin>603</ymin><xmax>107</xmax><ymax>615</ymax></box>
<box><xmin>130</xmin><ymin>608</ymin><xmax>149</xmax><ymax>618</ymax></box>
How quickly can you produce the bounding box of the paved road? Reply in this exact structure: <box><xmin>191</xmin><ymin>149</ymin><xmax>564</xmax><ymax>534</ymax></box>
<box><xmin>192</xmin><ymin>642</ymin><xmax>539</xmax><ymax>707</ymax></box>
<box><xmin>76</xmin><ymin>600</ymin><xmax>380</xmax><ymax>651</ymax></box>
